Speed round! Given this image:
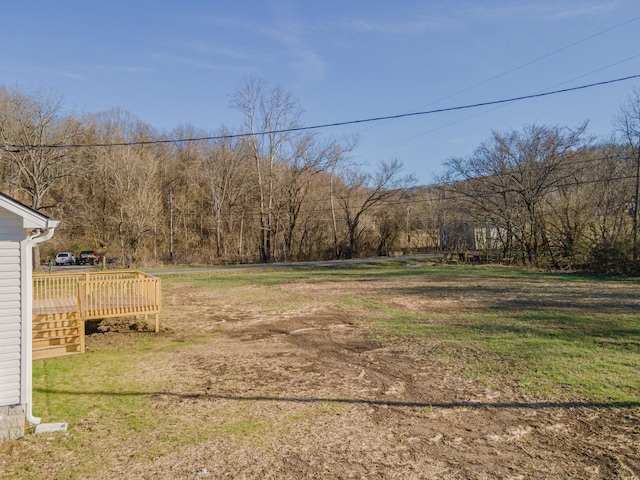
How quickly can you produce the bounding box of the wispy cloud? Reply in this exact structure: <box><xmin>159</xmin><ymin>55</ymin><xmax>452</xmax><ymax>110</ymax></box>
<box><xmin>263</xmin><ymin>20</ymin><xmax>328</xmax><ymax>79</ymax></box>
<box><xmin>184</xmin><ymin>42</ymin><xmax>259</xmax><ymax>62</ymax></box>
<box><xmin>344</xmin><ymin>17</ymin><xmax>458</xmax><ymax>35</ymax></box>
<box><xmin>87</xmin><ymin>64</ymin><xmax>154</xmax><ymax>76</ymax></box>
<box><xmin>123</xmin><ymin>66</ymin><xmax>154</xmax><ymax>75</ymax></box>
<box><xmin>338</xmin><ymin>2</ymin><xmax>622</xmax><ymax>36</ymax></box>
<box><xmin>13</xmin><ymin>64</ymin><xmax>90</xmax><ymax>82</ymax></box>
<box><xmin>196</xmin><ymin>9</ymin><xmax>329</xmax><ymax>80</ymax></box>
<box><xmin>469</xmin><ymin>1</ymin><xmax>620</xmax><ymax>22</ymax></box>
<box><xmin>544</xmin><ymin>3</ymin><xmax>619</xmax><ymax>20</ymax></box>
<box><xmin>150</xmin><ymin>54</ymin><xmax>244</xmax><ymax>72</ymax></box>
<box><xmin>290</xmin><ymin>48</ymin><xmax>327</xmax><ymax>80</ymax></box>
<box><xmin>54</xmin><ymin>70</ymin><xmax>89</xmax><ymax>81</ymax></box>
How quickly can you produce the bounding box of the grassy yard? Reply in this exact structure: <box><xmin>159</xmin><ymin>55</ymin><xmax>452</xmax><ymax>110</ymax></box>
<box><xmin>36</xmin><ymin>263</ymin><xmax>640</xmax><ymax>418</ymax></box>
<box><xmin>162</xmin><ymin>262</ymin><xmax>640</xmax><ymax>402</ymax></box>
<box><xmin>5</xmin><ymin>262</ymin><xmax>639</xmax><ymax>479</ymax></box>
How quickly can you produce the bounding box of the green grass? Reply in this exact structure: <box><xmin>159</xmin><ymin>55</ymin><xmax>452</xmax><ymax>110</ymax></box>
<box><xmin>33</xmin><ymin>338</ymin><xmax>172</xmax><ymax>426</ymax></box>
<box><xmin>161</xmin><ymin>261</ymin><xmax>640</xmax><ymax>291</ymax></box>
<box><xmin>160</xmin><ymin>262</ymin><xmax>640</xmax><ymax>403</ymax></box>
<box><xmin>13</xmin><ymin>262</ymin><xmax>639</xmax><ymax>479</ymax></box>
<box><xmin>356</xmin><ymin>267</ymin><xmax>640</xmax><ymax>403</ymax></box>
<box><xmin>159</xmin><ymin>260</ymin><xmax>466</xmax><ymax>290</ymax></box>
<box><xmin>463</xmin><ymin>312</ymin><xmax>640</xmax><ymax>402</ymax></box>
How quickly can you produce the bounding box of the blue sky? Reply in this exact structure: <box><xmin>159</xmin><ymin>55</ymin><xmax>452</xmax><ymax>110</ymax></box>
<box><xmin>1</xmin><ymin>1</ymin><xmax>639</xmax><ymax>184</ymax></box>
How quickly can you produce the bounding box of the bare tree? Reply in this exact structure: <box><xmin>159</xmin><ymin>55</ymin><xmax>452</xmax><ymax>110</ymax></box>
<box><xmin>408</xmin><ymin>185</ymin><xmax>450</xmax><ymax>252</ymax></box>
<box><xmin>90</xmin><ymin>109</ymin><xmax>162</xmax><ymax>265</ymax></box>
<box><xmin>336</xmin><ymin>159</ymin><xmax>415</xmax><ymax>258</ymax></box>
<box><xmin>278</xmin><ymin>135</ymin><xmax>358</xmax><ymax>261</ymax></box>
<box><xmin>326</xmin><ymin>136</ymin><xmax>358</xmax><ymax>258</ymax></box>
<box><xmin>615</xmin><ymin>88</ymin><xmax>640</xmax><ymax>261</ymax></box>
<box><xmin>230</xmin><ymin>76</ymin><xmax>302</xmax><ymax>263</ymax></box>
<box><xmin>0</xmin><ymin>87</ymin><xmax>83</xmax><ymax>211</ymax></box>
<box><xmin>192</xmin><ymin>130</ymin><xmax>247</xmax><ymax>259</ymax></box>
<box><xmin>445</xmin><ymin>124</ymin><xmax>587</xmax><ymax>265</ymax></box>
<box><xmin>541</xmin><ymin>147</ymin><xmax>603</xmax><ymax>267</ymax></box>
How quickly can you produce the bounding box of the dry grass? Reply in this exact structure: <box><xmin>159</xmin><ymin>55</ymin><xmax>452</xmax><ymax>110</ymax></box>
<box><xmin>2</xmin><ymin>262</ymin><xmax>639</xmax><ymax>479</ymax></box>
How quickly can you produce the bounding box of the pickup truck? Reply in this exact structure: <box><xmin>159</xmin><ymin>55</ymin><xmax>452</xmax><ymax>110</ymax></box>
<box><xmin>77</xmin><ymin>250</ymin><xmax>100</xmax><ymax>265</ymax></box>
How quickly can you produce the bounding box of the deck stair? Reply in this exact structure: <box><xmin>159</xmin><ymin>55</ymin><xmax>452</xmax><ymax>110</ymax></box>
<box><xmin>32</xmin><ymin>311</ymin><xmax>84</xmax><ymax>359</ymax></box>
<box><xmin>32</xmin><ymin>271</ymin><xmax>160</xmax><ymax>359</ymax></box>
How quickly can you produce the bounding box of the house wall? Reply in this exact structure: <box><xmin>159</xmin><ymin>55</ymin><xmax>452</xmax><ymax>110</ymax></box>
<box><xmin>0</xmin><ymin>210</ymin><xmax>24</xmax><ymax>439</ymax></box>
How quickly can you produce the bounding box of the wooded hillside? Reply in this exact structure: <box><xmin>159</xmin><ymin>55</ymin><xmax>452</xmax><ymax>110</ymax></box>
<box><xmin>1</xmin><ymin>82</ymin><xmax>639</xmax><ymax>274</ymax></box>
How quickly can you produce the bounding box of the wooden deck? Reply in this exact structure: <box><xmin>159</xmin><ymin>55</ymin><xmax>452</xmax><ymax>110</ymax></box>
<box><xmin>33</xmin><ymin>297</ymin><xmax>77</xmax><ymax>315</ymax></box>
<box><xmin>32</xmin><ymin>271</ymin><xmax>161</xmax><ymax>359</ymax></box>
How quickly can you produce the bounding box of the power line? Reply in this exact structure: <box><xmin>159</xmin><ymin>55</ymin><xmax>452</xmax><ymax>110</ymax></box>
<box><xmin>357</xmin><ymin>53</ymin><xmax>640</xmax><ymax>160</ymax></box>
<box><xmin>413</xmin><ymin>15</ymin><xmax>640</xmax><ymax>111</ymax></box>
<box><xmin>1</xmin><ymin>74</ymin><xmax>639</xmax><ymax>152</ymax></box>
<box><xmin>354</xmin><ymin>15</ymin><xmax>640</xmax><ymax>136</ymax></box>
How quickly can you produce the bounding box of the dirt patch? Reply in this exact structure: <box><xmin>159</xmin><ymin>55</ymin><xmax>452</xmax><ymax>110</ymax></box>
<box><xmin>116</xmin><ymin>277</ymin><xmax>640</xmax><ymax>478</ymax></box>
<box><xmin>4</xmin><ymin>270</ymin><xmax>640</xmax><ymax>479</ymax></box>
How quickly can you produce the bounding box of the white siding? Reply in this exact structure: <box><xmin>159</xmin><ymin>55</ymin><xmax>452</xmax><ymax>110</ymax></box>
<box><xmin>0</xmin><ymin>209</ymin><xmax>24</xmax><ymax>241</ymax></box>
<box><xmin>0</xmin><ymin>233</ymin><xmax>22</xmax><ymax>407</ymax></box>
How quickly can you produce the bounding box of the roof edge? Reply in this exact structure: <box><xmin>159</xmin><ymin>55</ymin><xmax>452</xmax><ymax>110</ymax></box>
<box><xmin>0</xmin><ymin>191</ymin><xmax>60</xmax><ymax>229</ymax></box>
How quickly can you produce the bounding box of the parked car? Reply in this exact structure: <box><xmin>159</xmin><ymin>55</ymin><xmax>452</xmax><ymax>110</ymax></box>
<box><xmin>54</xmin><ymin>252</ymin><xmax>75</xmax><ymax>266</ymax></box>
<box><xmin>77</xmin><ymin>250</ymin><xmax>100</xmax><ymax>265</ymax></box>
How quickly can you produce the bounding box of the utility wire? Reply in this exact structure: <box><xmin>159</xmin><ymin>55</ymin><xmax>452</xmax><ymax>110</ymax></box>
<box><xmin>354</xmin><ymin>15</ymin><xmax>640</xmax><ymax>136</ymax></box>
<box><xmin>357</xmin><ymin>53</ymin><xmax>640</xmax><ymax>160</ymax></box>
<box><xmin>1</xmin><ymin>74</ymin><xmax>639</xmax><ymax>151</ymax></box>
<box><xmin>412</xmin><ymin>15</ymin><xmax>640</xmax><ymax>111</ymax></box>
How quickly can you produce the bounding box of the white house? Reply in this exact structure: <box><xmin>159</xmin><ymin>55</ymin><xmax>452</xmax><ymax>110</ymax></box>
<box><xmin>0</xmin><ymin>191</ymin><xmax>61</xmax><ymax>440</ymax></box>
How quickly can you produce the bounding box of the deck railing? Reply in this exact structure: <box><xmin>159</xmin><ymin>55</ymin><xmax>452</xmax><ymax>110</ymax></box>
<box><xmin>78</xmin><ymin>276</ymin><xmax>161</xmax><ymax>320</ymax></box>
<box><xmin>33</xmin><ymin>270</ymin><xmax>161</xmax><ymax>330</ymax></box>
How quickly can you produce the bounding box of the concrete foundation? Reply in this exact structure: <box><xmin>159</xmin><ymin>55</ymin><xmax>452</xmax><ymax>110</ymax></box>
<box><xmin>0</xmin><ymin>404</ymin><xmax>25</xmax><ymax>441</ymax></box>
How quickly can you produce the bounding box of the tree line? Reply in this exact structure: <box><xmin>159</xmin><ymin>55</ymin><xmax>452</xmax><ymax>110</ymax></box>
<box><xmin>1</xmin><ymin>80</ymin><xmax>639</xmax><ymax>274</ymax></box>
<box><xmin>428</xmin><ymin>88</ymin><xmax>640</xmax><ymax>274</ymax></box>
<box><xmin>0</xmin><ymin>78</ymin><xmax>414</xmax><ymax>266</ymax></box>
